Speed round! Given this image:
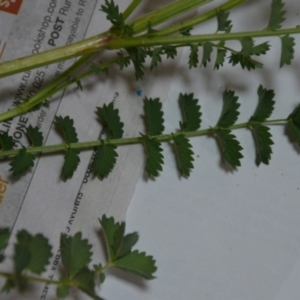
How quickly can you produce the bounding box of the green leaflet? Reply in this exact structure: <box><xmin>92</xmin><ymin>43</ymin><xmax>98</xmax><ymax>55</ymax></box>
<box><xmin>1</xmin><ymin>280</ymin><xmax>15</xmax><ymax>294</ymax></box>
<box><xmin>61</xmin><ymin>149</ymin><xmax>80</xmax><ymax>180</ymax></box>
<box><xmin>99</xmin><ymin>215</ymin><xmax>139</xmax><ymax>261</ymax></box>
<box><xmin>74</xmin><ymin>268</ymin><xmax>100</xmax><ymax>300</ymax></box>
<box><xmin>9</xmin><ymin>147</ymin><xmax>35</xmax><ymax>176</ymax></box>
<box><xmin>99</xmin><ymin>215</ymin><xmax>156</xmax><ymax>280</ymax></box>
<box><xmin>55</xmin><ymin>116</ymin><xmax>78</xmax><ymax>143</ymax></box>
<box><xmin>113</xmin><ymin>250</ymin><xmax>157</xmax><ymax>280</ymax></box>
<box><xmin>241</xmin><ymin>38</ymin><xmax>270</xmax><ymax>57</ymax></box>
<box><xmin>216</xmin><ymin>10</ymin><xmax>232</xmax><ymax>32</ymax></box>
<box><xmin>0</xmin><ymin>132</ymin><xmax>14</xmax><ymax>151</ymax></box>
<box><xmin>142</xmin><ymin>135</ymin><xmax>164</xmax><ymax>177</ymax></box>
<box><xmin>201</xmin><ymin>42</ymin><xmax>213</xmax><ymax>67</ymax></box>
<box><xmin>288</xmin><ymin>104</ymin><xmax>300</xmax><ymax>145</ymax></box>
<box><xmin>217</xmin><ymin>90</ymin><xmax>240</xmax><ymax>128</ymax></box>
<box><xmin>150</xmin><ymin>47</ymin><xmax>163</xmax><ymax>70</ymax></box>
<box><xmin>0</xmin><ymin>228</ymin><xmax>10</xmax><ymax>263</ymax></box>
<box><xmin>26</xmin><ymin>125</ymin><xmax>43</xmax><ymax>147</ymax></box>
<box><xmin>60</xmin><ymin>232</ymin><xmax>92</xmax><ymax>278</ymax></box>
<box><xmin>92</xmin><ymin>143</ymin><xmax>118</xmax><ymax>179</ymax></box>
<box><xmin>215</xmin><ymin>41</ymin><xmax>226</xmax><ymax>70</ymax></box>
<box><xmin>189</xmin><ymin>44</ymin><xmax>199</xmax><ymax>68</ymax></box>
<box><xmin>162</xmin><ymin>45</ymin><xmax>177</xmax><ymax>59</ymax></box>
<box><xmin>172</xmin><ymin>134</ymin><xmax>194</xmax><ymax>177</ymax></box>
<box><xmin>179</xmin><ymin>93</ymin><xmax>201</xmax><ymax>132</ymax></box>
<box><xmin>267</xmin><ymin>0</ymin><xmax>286</xmax><ymax>31</ymax></box>
<box><xmin>15</xmin><ymin>230</ymin><xmax>52</xmax><ymax>275</ymax></box>
<box><xmin>280</xmin><ymin>35</ymin><xmax>295</xmax><ymax>67</ymax></box>
<box><xmin>251</xmin><ymin>125</ymin><xmax>273</xmax><ymax>165</ymax></box>
<box><xmin>127</xmin><ymin>47</ymin><xmax>147</xmax><ymax>80</ymax></box>
<box><xmin>229</xmin><ymin>53</ymin><xmax>263</xmax><ymax>70</ymax></box>
<box><xmin>143</xmin><ymin>97</ymin><xmax>164</xmax><ymax>135</ymax></box>
<box><xmin>250</xmin><ymin>85</ymin><xmax>275</xmax><ymax>122</ymax></box>
<box><xmin>96</xmin><ymin>102</ymin><xmax>124</xmax><ymax>139</ymax></box>
<box><xmin>216</xmin><ymin>129</ymin><xmax>243</xmax><ymax>167</ymax></box>
<box><xmin>56</xmin><ymin>285</ymin><xmax>69</xmax><ymax>299</ymax></box>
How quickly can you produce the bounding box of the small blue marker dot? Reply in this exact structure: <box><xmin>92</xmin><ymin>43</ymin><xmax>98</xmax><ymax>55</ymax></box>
<box><xmin>137</xmin><ymin>89</ymin><xmax>142</xmax><ymax>96</ymax></box>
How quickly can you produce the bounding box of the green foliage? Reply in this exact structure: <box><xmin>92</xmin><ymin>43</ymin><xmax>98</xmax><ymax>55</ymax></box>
<box><xmin>60</xmin><ymin>232</ymin><xmax>92</xmax><ymax>278</ymax></box>
<box><xmin>267</xmin><ymin>0</ymin><xmax>286</xmax><ymax>31</ymax></box>
<box><xmin>216</xmin><ymin>10</ymin><xmax>232</xmax><ymax>32</ymax></box>
<box><xmin>142</xmin><ymin>135</ymin><xmax>164</xmax><ymax>177</ymax></box>
<box><xmin>216</xmin><ymin>129</ymin><xmax>243</xmax><ymax>167</ymax></box>
<box><xmin>9</xmin><ymin>147</ymin><xmax>35</xmax><ymax>176</ymax></box>
<box><xmin>0</xmin><ymin>133</ymin><xmax>14</xmax><ymax>151</ymax></box>
<box><xmin>280</xmin><ymin>35</ymin><xmax>295</xmax><ymax>67</ymax></box>
<box><xmin>217</xmin><ymin>90</ymin><xmax>240</xmax><ymax>128</ymax></box>
<box><xmin>189</xmin><ymin>44</ymin><xmax>199</xmax><ymax>68</ymax></box>
<box><xmin>288</xmin><ymin>104</ymin><xmax>300</xmax><ymax>145</ymax></box>
<box><xmin>179</xmin><ymin>93</ymin><xmax>201</xmax><ymax>132</ymax></box>
<box><xmin>172</xmin><ymin>134</ymin><xmax>194</xmax><ymax>177</ymax></box>
<box><xmin>96</xmin><ymin>102</ymin><xmax>124</xmax><ymax>139</ymax></box>
<box><xmin>150</xmin><ymin>47</ymin><xmax>163</xmax><ymax>70</ymax></box>
<box><xmin>26</xmin><ymin>125</ymin><xmax>43</xmax><ymax>147</ymax></box>
<box><xmin>61</xmin><ymin>149</ymin><xmax>80</xmax><ymax>180</ymax></box>
<box><xmin>250</xmin><ymin>85</ymin><xmax>275</xmax><ymax>122</ymax></box>
<box><xmin>251</xmin><ymin>125</ymin><xmax>273</xmax><ymax>165</ymax></box>
<box><xmin>143</xmin><ymin>97</ymin><xmax>164</xmax><ymax>135</ymax></box>
<box><xmin>99</xmin><ymin>215</ymin><xmax>156</xmax><ymax>280</ymax></box>
<box><xmin>15</xmin><ymin>230</ymin><xmax>52</xmax><ymax>275</ymax></box>
<box><xmin>92</xmin><ymin>143</ymin><xmax>118</xmax><ymax>179</ymax></box>
<box><xmin>0</xmin><ymin>216</ymin><xmax>156</xmax><ymax>299</ymax></box>
<box><xmin>55</xmin><ymin>116</ymin><xmax>78</xmax><ymax>143</ymax></box>
<box><xmin>215</xmin><ymin>42</ymin><xmax>227</xmax><ymax>70</ymax></box>
<box><xmin>201</xmin><ymin>42</ymin><xmax>214</xmax><ymax>67</ymax></box>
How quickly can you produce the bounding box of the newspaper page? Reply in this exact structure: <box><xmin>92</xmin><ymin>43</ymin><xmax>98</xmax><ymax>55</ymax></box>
<box><xmin>0</xmin><ymin>0</ymin><xmax>182</xmax><ymax>299</ymax></box>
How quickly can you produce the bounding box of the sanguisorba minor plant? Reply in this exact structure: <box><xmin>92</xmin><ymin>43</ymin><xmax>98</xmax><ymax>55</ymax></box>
<box><xmin>1</xmin><ymin>0</ymin><xmax>300</xmax><ymax>298</ymax></box>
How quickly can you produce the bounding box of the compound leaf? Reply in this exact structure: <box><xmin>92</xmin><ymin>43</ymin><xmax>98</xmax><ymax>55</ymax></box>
<box><xmin>251</xmin><ymin>125</ymin><xmax>273</xmax><ymax>165</ymax></box>
<box><xmin>250</xmin><ymin>85</ymin><xmax>275</xmax><ymax>122</ymax></box>
<box><xmin>217</xmin><ymin>90</ymin><xmax>240</xmax><ymax>128</ymax></box>
<box><xmin>241</xmin><ymin>37</ymin><xmax>254</xmax><ymax>56</ymax></box>
<box><xmin>127</xmin><ymin>48</ymin><xmax>146</xmax><ymax>80</ymax></box>
<box><xmin>55</xmin><ymin>116</ymin><xmax>78</xmax><ymax>143</ymax></box>
<box><xmin>143</xmin><ymin>97</ymin><xmax>164</xmax><ymax>135</ymax></box>
<box><xmin>92</xmin><ymin>143</ymin><xmax>118</xmax><ymax>179</ymax></box>
<box><xmin>26</xmin><ymin>125</ymin><xmax>43</xmax><ymax>147</ymax></box>
<box><xmin>61</xmin><ymin>149</ymin><xmax>80</xmax><ymax>180</ymax></box>
<box><xmin>9</xmin><ymin>147</ymin><xmax>35</xmax><ymax>176</ymax></box>
<box><xmin>179</xmin><ymin>93</ymin><xmax>201</xmax><ymax>132</ymax></box>
<box><xmin>113</xmin><ymin>250</ymin><xmax>157</xmax><ymax>280</ymax></box>
<box><xmin>172</xmin><ymin>134</ymin><xmax>194</xmax><ymax>177</ymax></box>
<box><xmin>217</xmin><ymin>10</ymin><xmax>232</xmax><ymax>32</ymax></box>
<box><xmin>142</xmin><ymin>135</ymin><xmax>164</xmax><ymax>177</ymax></box>
<box><xmin>216</xmin><ymin>129</ymin><xmax>243</xmax><ymax>167</ymax></box>
<box><xmin>60</xmin><ymin>232</ymin><xmax>92</xmax><ymax>278</ymax></box>
<box><xmin>100</xmin><ymin>0</ymin><xmax>123</xmax><ymax>27</ymax></box>
<box><xmin>267</xmin><ymin>0</ymin><xmax>286</xmax><ymax>31</ymax></box>
<box><xmin>280</xmin><ymin>35</ymin><xmax>294</xmax><ymax>67</ymax></box>
<box><xmin>189</xmin><ymin>44</ymin><xmax>199</xmax><ymax>68</ymax></box>
<box><xmin>96</xmin><ymin>103</ymin><xmax>124</xmax><ymax>139</ymax></box>
<box><xmin>116</xmin><ymin>51</ymin><xmax>131</xmax><ymax>70</ymax></box>
<box><xmin>288</xmin><ymin>104</ymin><xmax>300</xmax><ymax>145</ymax></box>
<box><xmin>201</xmin><ymin>42</ymin><xmax>214</xmax><ymax>67</ymax></box>
<box><xmin>0</xmin><ymin>133</ymin><xmax>14</xmax><ymax>151</ymax></box>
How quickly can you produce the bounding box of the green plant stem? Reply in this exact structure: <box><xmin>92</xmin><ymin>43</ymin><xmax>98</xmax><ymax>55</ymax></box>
<box><xmin>0</xmin><ymin>271</ymin><xmax>63</xmax><ymax>286</ymax></box>
<box><xmin>107</xmin><ymin>27</ymin><xmax>300</xmax><ymax>49</ymax></box>
<box><xmin>0</xmin><ymin>118</ymin><xmax>288</xmax><ymax>158</ymax></box>
<box><xmin>155</xmin><ymin>0</ymin><xmax>246</xmax><ymax>36</ymax></box>
<box><xmin>123</xmin><ymin>0</ymin><xmax>142</xmax><ymax>20</ymax></box>
<box><xmin>0</xmin><ymin>0</ymin><xmax>211</xmax><ymax>79</ymax></box>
